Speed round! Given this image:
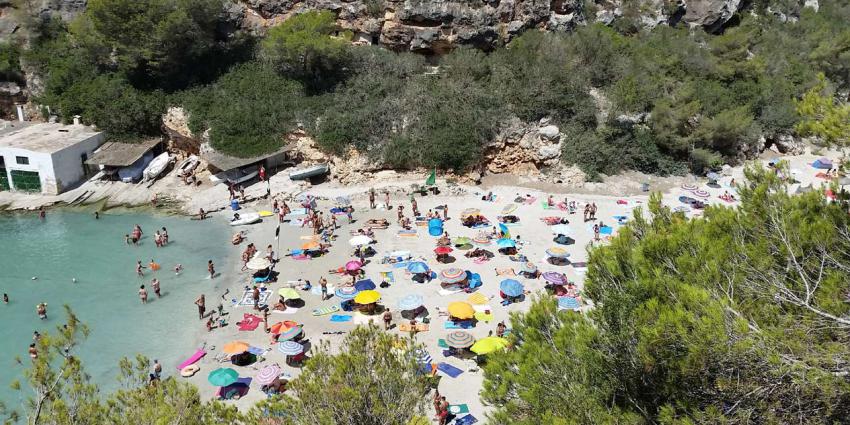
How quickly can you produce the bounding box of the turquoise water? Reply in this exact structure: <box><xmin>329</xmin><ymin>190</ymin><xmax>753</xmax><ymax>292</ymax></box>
<box><xmin>0</xmin><ymin>210</ymin><xmax>231</xmax><ymax>407</ymax></box>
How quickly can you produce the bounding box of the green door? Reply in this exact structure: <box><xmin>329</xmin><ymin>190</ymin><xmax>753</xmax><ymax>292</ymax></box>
<box><xmin>0</xmin><ymin>169</ymin><xmax>8</xmax><ymax>191</ymax></box>
<box><xmin>10</xmin><ymin>170</ymin><xmax>41</xmax><ymax>192</ymax></box>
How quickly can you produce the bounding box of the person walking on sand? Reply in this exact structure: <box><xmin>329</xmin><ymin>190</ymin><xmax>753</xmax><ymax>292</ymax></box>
<box><xmin>383</xmin><ymin>309</ymin><xmax>392</xmax><ymax>330</ymax></box>
<box><xmin>320</xmin><ymin>277</ymin><xmax>328</xmax><ymax>300</ymax></box>
<box><xmin>346</xmin><ymin>205</ymin><xmax>354</xmax><ymax>223</ymax></box>
<box><xmin>593</xmin><ymin>223</ymin><xmax>600</xmax><ymax>241</ymax></box>
<box><xmin>443</xmin><ymin>205</ymin><xmax>448</xmax><ymax>220</ymax></box>
<box><xmin>369</xmin><ymin>188</ymin><xmax>376</xmax><ymax>209</ymax></box>
<box><xmin>208</xmin><ymin>260</ymin><xmax>215</xmax><ymax>279</ymax></box>
<box><xmin>385</xmin><ymin>191</ymin><xmax>391</xmax><ymax>209</ymax></box>
<box><xmin>152</xmin><ymin>278</ymin><xmax>161</xmax><ymax>298</ymax></box>
<box><xmin>195</xmin><ymin>295</ymin><xmax>206</xmax><ymax>320</ymax></box>
<box><xmin>411</xmin><ymin>198</ymin><xmax>419</xmax><ymax>217</ymax></box>
<box><xmin>139</xmin><ymin>285</ymin><xmax>148</xmax><ymax>304</ymax></box>
<box><xmin>252</xmin><ymin>286</ymin><xmax>260</xmax><ymax>311</ymax></box>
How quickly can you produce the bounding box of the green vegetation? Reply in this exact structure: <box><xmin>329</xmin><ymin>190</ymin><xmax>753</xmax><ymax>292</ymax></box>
<box><xmin>0</xmin><ymin>42</ymin><xmax>21</xmax><ymax>82</ymax></box>
<box><xmin>482</xmin><ymin>165</ymin><xmax>850</xmax><ymax>423</ymax></box>
<box><xmin>796</xmin><ymin>73</ymin><xmax>850</xmax><ymax>147</ymax></box>
<box><xmin>17</xmin><ymin>1</ymin><xmax>850</xmax><ymax>170</ymax></box>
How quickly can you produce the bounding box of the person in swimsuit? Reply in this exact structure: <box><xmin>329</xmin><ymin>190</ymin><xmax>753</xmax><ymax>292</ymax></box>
<box><xmin>36</xmin><ymin>303</ymin><xmax>47</xmax><ymax>320</ymax></box>
<box><xmin>29</xmin><ymin>343</ymin><xmax>38</xmax><ymax>359</ymax></box>
<box><xmin>136</xmin><ymin>261</ymin><xmax>145</xmax><ymax>277</ymax></box>
<box><xmin>195</xmin><ymin>295</ymin><xmax>206</xmax><ymax>320</ymax></box>
<box><xmin>152</xmin><ymin>278</ymin><xmax>161</xmax><ymax>297</ymax></box>
<box><xmin>174</xmin><ymin>264</ymin><xmax>182</xmax><ymax>275</ymax></box>
<box><xmin>161</xmin><ymin>227</ymin><xmax>168</xmax><ymax>245</ymax></box>
<box><xmin>3</xmin><ymin>293</ymin><xmax>8</xmax><ymax>304</ymax></box>
<box><xmin>208</xmin><ymin>260</ymin><xmax>215</xmax><ymax>279</ymax></box>
<box><xmin>38</xmin><ymin>207</ymin><xmax>45</xmax><ymax>220</ymax></box>
<box><xmin>139</xmin><ymin>285</ymin><xmax>148</xmax><ymax>304</ymax></box>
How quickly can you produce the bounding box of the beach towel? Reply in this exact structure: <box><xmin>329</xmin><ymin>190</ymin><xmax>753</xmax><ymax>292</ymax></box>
<box><xmin>445</xmin><ymin>321</ymin><xmax>474</xmax><ymax>329</ymax></box>
<box><xmin>472</xmin><ymin>304</ymin><xmax>492</xmax><ymax>313</ymax></box>
<box><xmin>541</xmin><ymin>216</ymin><xmax>563</xmax><ymax>225</ymax></box>
<box><xmin>449</xmin><ymin>404</ymin><xmax>470</xmax><ymax>415</ymax></box>
<box><xmin>501</xmin><ymin>204</ymin><xmax>518</xmax><ymax>215</ymax></box>
<box><xmin>237</xmin><ymin>314</ymin><xmax>262</xmax><ymax>331</ymax></box>
<box><xmin>247</xmin><ymin>346</ymin><xmax>266</xmax><ymax>356</ymax></box>
<box><xmin>288</xmin><ymin>218</ymin><xmax>304</xmax><ymax>226</ymax></box>
<box><xmin>176</xmin><ymin>349</ymin><xmax>206</xmax><ymax>370</ymax></box>
<box><xmin>276</xmin><ymin>307</ymin><xmax>299</xmax><ymax>315</ymax></box>
<box><xmin>399</xmin><ymin>323</ymin><xmax>430</xmax><ymax>332</ymax></box>
<box><xmin>437</xmin><ymin>362</ymin><xmax>464</xmax><ymax>378</ymax></box>
<box><xmin>352</xmin><ymin>314</ymin><xmax>378</xmax><ymax>325</ymax></box>
<box><xmin>495</xmin><ymin>268</ymin><xmax>516</xmax><ymax>276</ymax></box>
<box><xmin>439</xmin><ymin>288</ymin><xmax>463</xmax><ymax>296</ymax></box>
<box><xmin>330</xmin><ymin>314</ymin><xmax>353</xmax><ymax>322</ymax></box>
<box><xmin>541</xmin><ymin>200</ymin><xmax>556</xmax><ymax>210</ymax></box>
<box><xmin>391</xmin><ymin>261</ymin><xmax>412</xmax><ymax>269</ymax></box>
<box><xmin>438</xmin><ymin>339</ymin><xmax>449</xmax><ymax>348</ymax></box>
<box><xmin>523</xmin><ymin>196</ymin><xmax>537</xmax><ymax>205</ymax></box>
<box><xmin>380</xmin><ymin>271</ymin><xmax>395</xmax><ymax>283</ymax></box>
<box><xmin>311</xmin><ymin>285</ymin><xmax>335</xmax><ymax>296</ymax></box>
<box><xmin>599</xmin><ymin>226</ymin><xmax>613</xmax><ymax>235</ymax></box>
<box><xmin>292</xmin><ymin>254</ymin><xmax>311</xmax><ymax>261</ymax></box>
<box><xmin>472</xmin><ymin>258</ymin><xmax>489</xmax><ymax>265</ymax></box>
<box><xmin>474</xmin><ymin>312</ymin><xmax>493</xmax><ymax>322</ymax></box>
<box><xmin>455</xmin><ymin>414</ymin><xmax>478</xmax><ymax>425</ymax></box>
<box><xmin>467</xmin><ymin>293</ymin><xmax>488</xmax><ymax>305</ymax></box>
<box><xmin>397</xmin><ymin>230</ymin><xmax>418</xmax><ymax>237</ymax></box>
<box><xmin>236</xmin><ymin>290</ymin><xmax>271</xmax><ymax>307</ymax></box>
<box><xmin>312</xmin><ymin>305</ymin><xmax>340</xmax><ymax>316</ymax></box>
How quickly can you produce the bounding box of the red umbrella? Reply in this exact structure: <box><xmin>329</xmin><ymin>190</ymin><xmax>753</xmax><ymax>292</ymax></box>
<box><xmin>434</xmin><ymin>246</ymin><xmax>453</xmax><ymax>255</ymax></box>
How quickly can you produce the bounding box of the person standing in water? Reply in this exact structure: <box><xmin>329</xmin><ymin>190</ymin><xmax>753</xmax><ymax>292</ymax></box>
<box><xmin>207</xmin><ymin>260</ymin><xmax>215</xmax><ymax>279</ymax></box>
<box><xmin>161</xmin><ymin>227</ymin><xmax>168</xmax><ymax>245</ymax></box>
<box><xmin>38</xmin><ymin>207</ymin><xmax>45</xmax><ymax>220</ymax></box>
<box><xmin>139</xmin><ymin>285</ymin><xmax>148</xmax><ymax>304</ymax></box>
<box><xmin>151</xmin><ymin>278</ymin><xmax>161</xmax><ymax>298</ymax></box>
<box><xmin>136</xmin><ymin>261</ymin><xmax>145</xmax><ymax>277</ymax></box>
<box><xmin>3</xmin><ymin>293</ymin><xmax>8</xmax><ymax>304</ymax></box>
<box><xmin>94</xmin><ymin>211</ymin><xmax>99</xmax><ymax>219</ymax></box>
<box><xmin>36</xmin><ymin>303</ymin><xmax>47</xmax><ymax>320</ymax></box>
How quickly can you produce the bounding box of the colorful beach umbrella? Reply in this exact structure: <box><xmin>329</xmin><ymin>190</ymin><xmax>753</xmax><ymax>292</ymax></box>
<box><xmin>452</xmin><ymin>237</ymin><xmax>471</xmax><ymax>246</ymax></box>
<box><xmin>546</xmin><ymin>247</ymin><xmax>570</xmax><ymax>258</ymax></box>
<box><xmin>473</xmin><ymin>235</ymin><xmax>492</xmax><ymax>246</ymax></box>
<box><xmin>447</xmin><ymin>301</ymin><xmax>475</xmax><ymax>319</ymax></box>
<box><xmin>398</xmin><ymin>294</ymin><xmax>424</xmax><ymax>310</ymax></box>
<box><xmin>254</xmin><ymin>365</ymin><xmax>282</xmax><ymax>385</ymax></box>
<box><xmin>354</xmin><ymin>279</ymin><xmax>376</xmax><ymax>291</ymax></box>
<box><xmin>269</xmin><ymin>321</ymin><xmax>298</xmax><ymax>335</ymax></box>
<box><xmin>558</xmin><ymin>296</ymin><xmax>581</xmax><ymax>311</ymax></box>
<box><xmin>335</xmin><ymin>287</ymin><xmax>357</xmax><ymax>300</ymax></box>
<box><xmin>277</xmin><ymin>340</ymin><xmax>304</xmax><ymax>356</ymax></box>
<box><xmin>542</xmin><ymin>271</ymin><xmax>567</xmax><ymax>285</ymax></box>
<box><xmin>496</xmin><ymin>238</ymin><xmax>516</xmax><ymax>248</ymax></box>
<box><xmin>470</xmin><ymin>337</ymin><xmax>509</xmax><ymax>355</ymax></box>
<box><xmin>434</xmin><ymin>246</ymin><xmax>453</xmax><ymax>255</ymax></box>
<box><xmin>301</xmin><ymin>240</ymin><xmax>320</xmax><ymax>250</ymax></box>
<box><xmin>207</xmin><ymin>368</ymin><xmax>239</xmax><ymax>387</ymax></box>
<box><xmin>354</xmin><ymin>289</ymin><xmax>381</xmax><ymax>304</ymax></box>
<box><xmin>278</xmin><ymin>288</ymin><xmax>300</xmax><ymax>299</ymax></box>
<box><xmin>407</xmin><ymin>262</ymin><xmax>429</xmax><ymax>274</ymax></box>
<box><xmin>348</xmin><ymin>235</ymin><xmax>373</xmax><ymax>247</ymax></box>
<box><xmin>222</xmin><ymin>341</ymin><xmax>250</xmax><ymax>354</ymax></box>
<box><xmin>550</xmin><ymin>224</ymin><xmax>572</xmax><ymax>235</ymax></box>
<box><xmin>681</xmin><ymin>182</ymin><xmax>698</xmax><ymax>191</ymax></box>
<box><xmin>439</xmin><ymin>268</ymin><xmax>466</xmax><ymax>284</ymax></box>
<box><xmin>693</xmin><ymin>189</ymin><xmax>710</xmax><ymax>198</ymax></box>
<box><xmin>445</xmin><ymin>330</ymin><xmax>474</xmax><ymax>348</ymax></box>
<box><xmin>246</xmin><ymin>255</ymin><xmax>271</xmax><ymax>271</ymax></box>
<box><xmin>499</xmin><ymin>279</ymin><xmax>524</xmax><ymax>297</ymax></box>
<box><xmin>345</xmin><ymin>260</ymin><xmax>363</xmax><ymax>272</ymax></box>
<box><xmin>519</xmin><ymin>262</ymin><xmax>537</xmax><ymax>274</ymax></box>
<box><xmin>277</xmin><ymin>326</ymin><xmax>303</xmax><ymax>341</ymax></box>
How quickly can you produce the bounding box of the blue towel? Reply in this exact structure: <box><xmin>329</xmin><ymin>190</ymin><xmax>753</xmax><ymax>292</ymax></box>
<box><xmin>444</xmin><ymin>321</ymin><xmax>474</xmax><ymax>329</ymax></box>
<box><xmin>247</xmin><ymin>347</ymin><xmax>265</xmax><ymax>355</ymax></box>
<box><xmin>392</xmin><ymin>261</ymin><xmax>411</xmax><ymax>269</ymax></box>
<box><xmin>600</xmin><ymin>226</ymin><xmax>613</xmax><ymax>235</ymax></box>
<box><xmin>330</xmin><ymin>315</ymin><xmax>352</xmax><ymax>322</ymax></box>
<box><xmin>437</xmin><ymin>362</ymin><xmax>463</xmax><ymax>378</ymax></box>
<box><xmin>455</xmin><ymin>414</ymin><xmax>478</xmax><ymax>425</ymax></box>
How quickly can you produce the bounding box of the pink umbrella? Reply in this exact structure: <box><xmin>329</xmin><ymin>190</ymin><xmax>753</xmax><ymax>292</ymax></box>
<box><xmin>254</xmin><ymin>365</ymin><xmax>281</xmax><ymax>385</ymax></box>
<box><xmin>345</xmin><ymin>260</ymin><xmax>363</xmax><ymax>272</ymax></box>
<box><xmin>542</xmin><ymin>271</ymin><xmax>567</xmax><ymax>285</ymax></box>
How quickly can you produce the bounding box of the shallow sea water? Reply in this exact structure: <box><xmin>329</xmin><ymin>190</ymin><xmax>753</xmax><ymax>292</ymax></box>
<box><xmin>0</xmin><ymin>210</ymin><xmax>231</xmax><ymax>408</ymax></box>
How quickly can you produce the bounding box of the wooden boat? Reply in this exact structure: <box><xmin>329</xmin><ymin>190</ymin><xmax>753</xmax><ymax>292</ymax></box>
<box><xmin>143</xmin><ymin>152</ymin><xmax>171</xmax><ymax>181</ymax></box>
<box><xmin>289</xmin><ymin>163</ymin><xmax>329</xmax><ymax>181</ymax></box>
<box><xmin>118</xmin><ymin>151</ymin><xmax>154</xmax><ymax>183</ymax></box>
<box><xmin>229</xmin><ymin>212</ymin><xmax>261</xmax><ymax>226</ymax></box>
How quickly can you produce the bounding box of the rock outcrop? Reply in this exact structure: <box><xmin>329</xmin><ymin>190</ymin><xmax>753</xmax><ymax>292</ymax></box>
<box><xmin>483</xmin><ymin>117</ymin><xmax>565</xmax><ymax>176</ymax></box>
<box><xmin>0</xmin><ymin>0</ymin><xmax>88</xmax><ymax>41</ymax></box>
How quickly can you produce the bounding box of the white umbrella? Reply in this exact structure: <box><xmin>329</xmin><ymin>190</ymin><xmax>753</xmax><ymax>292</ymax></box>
<box><xmin>349</xmin><ymin>235</ymin><xmax>373</xmax><ymax>247</ymax></box>
<box><xmin>246</xmin><ymin>255</ymin><xmax>271</xmax><ymax>270</ymax></box>
<box><xmin>550</xmin><ymin>224</ymin><xmax>572</xmax><ymax>235</ymax></box>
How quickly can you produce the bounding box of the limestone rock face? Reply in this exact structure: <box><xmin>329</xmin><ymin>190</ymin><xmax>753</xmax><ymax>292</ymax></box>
<box><xmin>483</xmin><ymin>117</ymin><xmax>565</xmax><ymax>176</ymax></box>
<box><xmin>681</xmin><ymin>0</ymin><xmax>742</xmax><ymax>31</ymax></box>
<box><xmin>0</xmin><ymin>0</ymin><xmax>88</xmax><ymax>41</ymax></box>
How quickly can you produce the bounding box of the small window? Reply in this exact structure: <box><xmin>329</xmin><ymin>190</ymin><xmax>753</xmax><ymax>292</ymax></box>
<box><xmin>15</xmin><ymin>156</ymin><xmax>29</xmax><ymax>165</ymax></box>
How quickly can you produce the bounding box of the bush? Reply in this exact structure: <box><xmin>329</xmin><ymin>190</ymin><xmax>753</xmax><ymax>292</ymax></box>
<box><xmin>0</xmin><ymin>42</ymin><xmax>21</xmax><ymax>81</ymax></box>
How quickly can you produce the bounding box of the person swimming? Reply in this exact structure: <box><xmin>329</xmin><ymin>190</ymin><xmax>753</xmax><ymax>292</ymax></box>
<box><xmin>36</xmin><ymin>303</ymin><xmax>47</xmax><ymax>320</ymax></box>
<box><xmin>174</xmin><ymin>264</ymin><xmax>183</xmax><ymax>275</ymax></box>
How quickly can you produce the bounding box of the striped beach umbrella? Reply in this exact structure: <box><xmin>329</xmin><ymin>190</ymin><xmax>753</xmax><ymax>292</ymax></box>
<box><xmin>398</xmin><ymin>294</ymin><xmax>424</xmax><ymax>310</ymax></box>
<box><xmin>546</xmin><ymin>247</ymin><xmax>570</xmax><ymax>258</ymax></box>
<box><xmin>693</xmin><ymin>189</ymin><xmax>710</xmax><ymax>198</ymax></box>
<box><xmin>681</xmin><ymin>182</ymin><xmax>698</xmax><ymax>191</ymax></box>
<box><xmin>558</xmin><ymin>296</ymin><xmax>581</xmax><ymax>311</ymax></box>
<box><xmin>542</xmin><ymin>271</ymin><xmax>567</xmax><ymax>285</ymax></box>
<box><xmin>445</xmin><ymin>331</ymin><xmax>474</xmax><ymax>348</ymax></box>
<box><xmin>439</xmin><ymin>268</ymin><xmax>466</xmax><ymax>284</ymax></box>
<box><xmin>335</xmin><ymin>287</ymin><xmax>357</xmax><ymax>300</ymax></box>
<box><xmin>519</xmin><ymin>262</ymin><xmax>537</xmax><ymax>274</ymax></box>
<box><xmin>472</xmin><ymin>235</ymin><xmax>492</xmax><ymax>246</ymax></box>
<box><xmin>254</xmin><ymin>365</ymin><xmax>282</xmax><ymax>385</ymax></box>
<box><xmin>277</xmin><ymin>326</ymin><xmax>303</xmax><ymax>341</ymax></box>
<box><xmin>277</xmin><ymin>340</ymin><xmax>304</xmax><ymax>355</ymax></box>
<box><xmin>499</xmin><ymin>279</ymin><xmax>524</xmax><ymax>297</ymax></box>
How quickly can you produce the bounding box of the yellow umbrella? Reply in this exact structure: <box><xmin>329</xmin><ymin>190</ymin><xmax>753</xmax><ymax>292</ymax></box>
<box><xmin>467</xmin><ymin>292</ymin><xmax>487</xmax><ymax>305</ymax></box>
<box><xmin>447</xmin><ymin>301</ymin><xmax>475</xmax><ymax>319</ymax></box>
<box><xmin>354</xmin><ymin>290</ymin><xmax>381</xmax><ymax>304</ymax></box>
<box><xmin>278</xmin><ymin>288</ymin><xmax>301</xmax><ymax>299</ymax></box>
<box><xmin>460</xmin><ymin>208</ymin><xmax>480</xmax><ymax>218</ymax></box>
<box><xmin>470</xmin><ymin>336</ymin><xmax>509</xmax><ymax>355</ymax></box>
<box><xmin>222</xmin><ymin>341</ymin><xmax>250</xmax><ymax>354</ymax></box>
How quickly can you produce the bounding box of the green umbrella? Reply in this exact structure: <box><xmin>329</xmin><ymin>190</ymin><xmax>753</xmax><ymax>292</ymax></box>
<box><xmin>452</xmin><ymin>237</ymin><xmax>471</xmax><ymax>246</ymax></box>
<box><xmin>208</xmin><ymin>368</ymin><xmax>239</xmax><ymax>387</ymax></box>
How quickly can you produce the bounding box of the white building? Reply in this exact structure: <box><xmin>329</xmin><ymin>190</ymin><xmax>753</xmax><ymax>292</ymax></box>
<box><xmin>0</xmin><ymin>122</ymin><xmax>105</xmax><ymax>195</ymax></box>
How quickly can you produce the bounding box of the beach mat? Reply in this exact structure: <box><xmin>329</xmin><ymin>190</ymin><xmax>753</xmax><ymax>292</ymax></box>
<box><xmin>276</xmin><ymin>307</ymin><xmax>299</xmax><ymax>315</ymax></box>
<box><xmin>312</xmin><ymin>305</ymin><xmax>340</xmax><ymax>316</ymax></box>
<box><xmin>237</xmin><ymin>314</ymin><xmax>261</xmax><ymax>331</ymax></box>
<box><xmin>455</xmin><ymin>414</ymin><xmax>478</xmax><ymax>425</ymax></box>
<box><xmin>473</xmin><ymin>312</ymin><xmax>493</xmax><ymax>323</ymax></box>
<box><xmin>439</xmin><ymin>288</ymin><xmax>463</xmax><ymax>296</ymax></box>
<box><xmin>235</xmin><ymin>290</ymin><xmax>271</xmax><ymax>307</ymax></box>
<box><xmin>176</xmin><ymin>349</ymin><xmax>205</xmax><ymax>370</ymax></box>
<box><xmin>445</xmin><ymin>321</ymin><xmax>474</xmax><ymax>329</ymax></box>
<box><xmin>437</xmin><ymin>362</ymin><xmax>464</xmax><ymax>378</ymax></box>
<box><xmin>449</xmin><ymin>404</ymin><xmax>470</xmax><ymax>415</ymax></box>
<box><xmin>330</xmin><ymin>314</ymin><xmax>353</xmax><ymax>322</ymax></box>
<box><xmin>438</xmin><ymin>339</ymin><xmax>449</xmax><ymax>348</ymax></box>
<box><xmin>398</xmin><ymin>323</ymin><xmax>429</xmax><ymax>332</ymax></box>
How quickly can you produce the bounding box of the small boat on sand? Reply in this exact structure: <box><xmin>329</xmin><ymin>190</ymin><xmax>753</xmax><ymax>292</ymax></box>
<box><xmin>230</xmin><ymin>212</ymin><xmax>261</xmax><ymax>226</ymax></box>
<box><xmin>289</xmin><ymin>163</ymin><xmax>329</xmax><ymax>181</ymax></box>
<box><xmin>176</xmin><ymin>155</ymin><xmax>199</xmax><ymax>177</ymax></box>
<box><xmin>118</xmin><ymin>151</ymin><xmax>154</xmax><ymax>183</ymax></box>
<box><xmin>210</xmin><ymin>165</ymin><xmax>259</xmax><ymax>186</ymax></box>
<box><xmin>143</xmin><ymin>152</ymin><xmax>172</xmax><ymax>182</ymax></box>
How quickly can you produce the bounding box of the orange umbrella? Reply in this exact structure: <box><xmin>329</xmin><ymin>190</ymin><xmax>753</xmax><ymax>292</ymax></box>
<box><xmin>301</xmin><ymin>241</ymin><xmax>320</xmax><ymax>250</ymax></box>
<box><xmin>222</xmin><ymin>341</ymin><xmax>250</xmax><ymax>354</ymax></box>
<box><xmin>269</xmin><ymin>321</ymin><xmax>299</xmax><ymax>335</ymax></box>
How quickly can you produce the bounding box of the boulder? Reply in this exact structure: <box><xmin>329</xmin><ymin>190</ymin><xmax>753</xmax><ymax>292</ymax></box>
<box><xmin>682</xmin><ymin>0</ymin><xmax>743</xmax><ymax>31</ymax></box>
<box><xmin>538</xmin><ymin>124</ymin><xmax>560</xmax><ymax>141</ymax></box>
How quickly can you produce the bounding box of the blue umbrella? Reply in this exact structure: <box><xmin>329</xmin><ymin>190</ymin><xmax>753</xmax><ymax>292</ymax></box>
<box><xmin>706</xmin><ymin>172</ymin><xmax>721</xmax><ymax>181</ymax></box>
<box><xmin>354</xmin><ymin>279</ymin><xmax>376</xmax><ymax>291</ymax></box>
<box><xmin>558</xmin><ymin>296</ymin><xmax>581</xmax><ymax>311</ymax></box>
<box><xmin>499</xmin><ymin>279</ymin><xmax>524</xmax><ymax>297</ymax></box>
<box><xmin>398</xmin><ymin>294</ymin><xmax>424</xmax><ymax>310</ymax></box>
<box><xmin>278</xmin><ymin>340</ymin><xmax>304</xmax><ymax>355</ymax></box>
<box><xmin>407</xmin><ymin>262</ymin><xmax>429</xmax><ymax>274</ymax></box>
<box><xmin>496</xmin><ymin>238</ymin><xmax>516</xmax><ymax>248</ymax></box>
<box><xmin>335</xmin><ymin>287</ymin><xmax>357</xmax><ymax>300</ymax></box>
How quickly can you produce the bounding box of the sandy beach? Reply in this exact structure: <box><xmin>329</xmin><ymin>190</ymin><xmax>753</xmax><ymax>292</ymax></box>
<box><xmin>165</xmin><ymin>148</ymin><xmax>843</xmax><ymax>420</ymax></box>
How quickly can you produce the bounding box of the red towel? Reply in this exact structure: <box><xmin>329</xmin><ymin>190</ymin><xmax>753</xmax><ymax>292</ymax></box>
<box><xmin>238</xmin><ymin>313</ymin><xmax>261</xmax><ymax>331</ymax></box>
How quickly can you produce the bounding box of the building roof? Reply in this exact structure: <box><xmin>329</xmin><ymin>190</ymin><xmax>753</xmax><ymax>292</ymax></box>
<box><xmin>0</xmin><ymin>122</ymin><xmax>102</xmax><ymax>154</ymax></box>
<box><xmin>202</xmin><ymin>144</ymin><xmax>294</xmax><ymax>172</ymax></box>
<box><xmin>85</xmin><ymin>139</ymin><xmax>160</xmax><ymax>167</ymax></box>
